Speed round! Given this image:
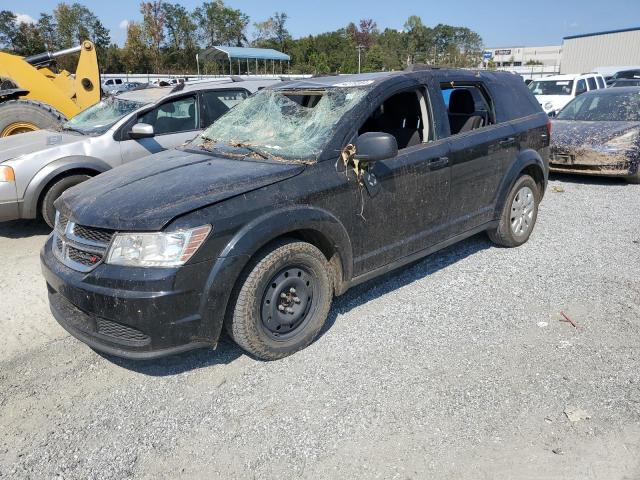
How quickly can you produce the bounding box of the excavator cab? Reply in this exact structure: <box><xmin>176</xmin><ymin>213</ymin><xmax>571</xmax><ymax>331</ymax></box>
<box><xmin>0</xmin><ymin>40</ymin><xmax>100</xmax><ymax>136</ymax></box>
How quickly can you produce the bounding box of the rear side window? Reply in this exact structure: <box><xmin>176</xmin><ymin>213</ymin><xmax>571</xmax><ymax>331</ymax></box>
<box><xmin>202</xmin><ymin>89</ymin><xmax>248</xmax><ymax>126</ymax></box>
<box><xmin>587</xmin><ymin>77</ymin><xmax>597</xmax><ymax>90</ymax></box>
<box><xmin>441</xmin><ymin>83</ymin><xmax>494</xmax><ymax>136</ymax></box>
<box><xmin>596</xmin><ymin>76</ymin><xmax>605</xmax><ymax>89</ymax></box>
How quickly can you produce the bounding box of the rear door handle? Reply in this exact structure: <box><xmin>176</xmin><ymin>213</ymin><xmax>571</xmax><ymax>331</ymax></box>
<box><xmin>499</xmin><ymin>137</ymin><xmax>516</xmax><ymax>146</ymax></box>
<box><xmin>429</xmin><ymin>156</ymin><xmax>449</xmax><ymax>168</ymax></box>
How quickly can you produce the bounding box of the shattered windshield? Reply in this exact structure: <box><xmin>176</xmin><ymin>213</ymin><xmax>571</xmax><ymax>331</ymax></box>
<box><xmin>557</xmin><ymin>91</ymin><xmax>640</xmax><ymax>121</ymax></box>
<box><xmin>193</xmin><ymin>87</ymin><xmax>369</xmax><ymax>161</ymax></box>
<box><xmin>62</xmin><ymin>97</ymin><xmax>145</xmax><ymax>135</ymax></box>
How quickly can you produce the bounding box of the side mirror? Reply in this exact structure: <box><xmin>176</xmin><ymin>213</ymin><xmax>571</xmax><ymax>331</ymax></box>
<box><xmin>354</xmin><ymin>132</ymin><xmax>398</xmax><ymax>163</ymax></box>
<box><xmin>129</xmin><ymin>123</ymin><xmax>155</xmax><ymax>139</ymax></box>
<box><xmin>548</xmin><ymin>110</ymin><xmax>557</xmax><ymax>118</ymax></box>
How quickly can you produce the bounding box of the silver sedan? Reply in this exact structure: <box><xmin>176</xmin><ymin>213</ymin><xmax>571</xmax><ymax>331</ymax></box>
<box><xmin>0</xmin><ymin>78</ymin><xmax>279</xmax><ymax>227</ymax></box>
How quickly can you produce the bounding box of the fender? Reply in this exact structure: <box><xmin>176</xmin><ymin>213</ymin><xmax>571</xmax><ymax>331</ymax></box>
<box><xmin>195</xmin><ymin>206</ymin><xmax>354</xmax><ymax>343</ymax></box>
<box><xmin>493</xmin><ymin>148</ymin><xmax>547</xmax><ymax>220</ymax></box>
<box><xmin>21</xmin><ymin>155</ymin><xmax>111</xmax><ymax>218</ymax></box>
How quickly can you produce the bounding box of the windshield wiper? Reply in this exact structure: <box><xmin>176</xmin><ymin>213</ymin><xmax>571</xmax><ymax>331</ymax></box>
<box><xmin>233</xmin><ymin>142</ymin><xmax>271</xmax><ymax>160</ymax></box>
<box><xmin>61</xmin><ymin>125</ymin><xmax>85</xmax><ymax>135</ymax></box>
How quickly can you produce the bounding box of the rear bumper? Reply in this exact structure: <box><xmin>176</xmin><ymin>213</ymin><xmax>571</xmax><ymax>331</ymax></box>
<box><xmin>40</xmin><ymin>236</ymin><xmax>218</xmax><ymax>359</ymax></box>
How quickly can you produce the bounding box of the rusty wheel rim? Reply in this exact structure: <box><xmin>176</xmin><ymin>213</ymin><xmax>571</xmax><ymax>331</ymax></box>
<box><xmin>1</xmin><ymin>122</ymin><xmax>39</xmax><ymax>137</ymax></box>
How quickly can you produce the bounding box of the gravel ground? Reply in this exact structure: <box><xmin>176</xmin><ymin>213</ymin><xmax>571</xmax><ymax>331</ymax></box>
<box><xmin>1</xmin><ymin>174</ymin><xmax>639</xmax><ymax>479</ymax></box>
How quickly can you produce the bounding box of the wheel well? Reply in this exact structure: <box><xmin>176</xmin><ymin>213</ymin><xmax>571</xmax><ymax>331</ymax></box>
<box><xmin>521</xmin><ymin>164</ymin><xmax>545</xmax><ymax>195</ymax></box>
<box><xmin>36</xmin><ymin>168</ymin><xmax>100</xmax><ymax>218</ymax></box>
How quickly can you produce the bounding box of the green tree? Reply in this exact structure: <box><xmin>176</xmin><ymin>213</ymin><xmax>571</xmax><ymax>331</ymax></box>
<box><xmin>13</xmin><ymin>22</ymin><xmax>46</xmax><ymax>56</ymax></box>
<box><xmin>140</xmin><ymin>0</ymin><xmax>165</xmax><ymax>73</ymax></box>
<box><xmin>194</xmin><ymin>0</ymin><xmax>249</xmax><ymax>47</ymax></box>
<box><xmin>254</xmin><ymin>12</ymin><xmax>290</xmax><ymax>51</ymax></box>
<box><xmin>0</xmin><ymin>11</ymin><xmax>17</xmax><ymax>50</ymax></box>
<box><xmin>122</xmin><ymin>21</ymin><xmax>149</xmax><ymax>73</ymax></box>
<box><xmin>36</xmin><ymin>13</ymin><xmax>57</xmax><ymax>50</ymax></box>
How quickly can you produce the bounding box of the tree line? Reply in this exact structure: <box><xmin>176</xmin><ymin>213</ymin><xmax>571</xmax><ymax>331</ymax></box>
<box><xmin>0</xmin><ymin>1</ymin><xmax>484</xmax><ymax>75</ymax></box>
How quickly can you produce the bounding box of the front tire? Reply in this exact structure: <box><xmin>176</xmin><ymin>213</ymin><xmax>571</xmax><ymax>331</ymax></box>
<box><xmin>488</xmin><ymin>174</ymin><xmax>540</xmax><ymax>247</ymax></box>
<box><xmin>0</xmin><ymin>100</ymin><xmax>66</xmax><ymax>136</ymax></box>
<box><xmin>225</xmin><ymin>240</ymin><xmax>333</xmax><ymax>360</ymax></box>
<box><xmin>41</xmin><ymin>174</ymin><xmax>91</xmax><ymax>228</ymax></box>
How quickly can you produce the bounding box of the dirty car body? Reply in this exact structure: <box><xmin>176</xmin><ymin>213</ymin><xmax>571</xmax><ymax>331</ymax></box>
<box><xmin>0</xmin><ymin>78</ymin><xmax>278</xmax><ymax>225</ymax></box>
<box><xmin>41</xmin><ymin>69</ymin><xmax>550</xmax><ymax>359</ymax></box>
<box><xmin>550</xmin><ymin>87</ymin><xmax>640</xmax><ymax>180</ymax></box>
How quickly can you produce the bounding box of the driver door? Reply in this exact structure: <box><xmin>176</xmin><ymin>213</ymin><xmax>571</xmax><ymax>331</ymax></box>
<box><xmin>345</xmin><ymin>87</ymin><xmax>451</xmax><ymax>275</ymax></box>
<box><xmin>119</xmin><ymin>94</ymin><xmax>200</xmax><ymax>163</ymax></box>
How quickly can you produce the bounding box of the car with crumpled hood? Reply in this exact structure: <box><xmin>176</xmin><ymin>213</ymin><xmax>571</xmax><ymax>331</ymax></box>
<box><xmin>41</xmin><ymin>68</ymin><xmax>550</xmax><ymax>361</ymax></box>
<box><xmin>550</xmin><ymin>86</ymin><xmax>640</xmax><ymax>182</ymax></box>
<box><xmin>0</xmin><ymin>78</ymin><xmax>279</xmax><ymax>227</ymax></box>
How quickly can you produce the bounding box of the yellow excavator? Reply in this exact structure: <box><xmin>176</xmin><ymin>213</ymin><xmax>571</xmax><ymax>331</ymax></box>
<box><xmin>0</xmin><ymin>40</ymin><xmax>100</xmax><ymax>136</ymax></box>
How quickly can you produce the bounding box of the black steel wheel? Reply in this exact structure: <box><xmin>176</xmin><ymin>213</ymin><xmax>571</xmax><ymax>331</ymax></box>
<box><xmin>225</xmin><ymin>240</ymin><xmax>333</xmax><ymax>360</ymax></box>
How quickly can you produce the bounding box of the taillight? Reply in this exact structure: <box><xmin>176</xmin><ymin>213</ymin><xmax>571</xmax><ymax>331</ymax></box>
<box><xmin>546</xmin><ymin>119</ymin><xmax>552</xmax><ymax>138</ymax></box>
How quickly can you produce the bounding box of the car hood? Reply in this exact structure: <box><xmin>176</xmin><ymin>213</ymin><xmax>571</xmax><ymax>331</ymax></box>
<box><xmin>551</xmin><ymin>120</ymin><xmax>640</xmax><ymax>148</ymax></box>
<box><xmin>56</xmin><ymin>148</ymin><xmax>305</xmax><ymax>231</ymax></box>
<box><xmin>535</xmin><ymin>95</ymin><xmax>572</xmax><ymax>112</ymax></box>
<box><xmin>0</xmin><ymin>129</ymin><xmax>84</xmax><ymax>163</ymax></box>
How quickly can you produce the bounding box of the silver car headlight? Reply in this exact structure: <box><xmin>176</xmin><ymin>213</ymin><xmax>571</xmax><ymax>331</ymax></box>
<box><xmin>105</xmin><ymin>225</ymin><xmax>211</xmax><ymax>267</ymax></box>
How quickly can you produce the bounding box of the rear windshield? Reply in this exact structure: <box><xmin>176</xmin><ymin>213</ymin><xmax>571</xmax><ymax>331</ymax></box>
<box><xmin>557</xmin><ymin>91</ymin><xmax>640</xmax><ymax>121</ymax></box>
<box><xmin>529</xmin><ymin>80</ymin><xmax>573</xmax><ymax>95</ymax></box>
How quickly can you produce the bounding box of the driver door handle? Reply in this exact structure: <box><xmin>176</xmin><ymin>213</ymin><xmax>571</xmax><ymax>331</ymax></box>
<box><xmin>499</xmin><ymin>137</ymin><xmax>516</xmax><ymax>146</ymax></box>
<box><xmin>429</xmin><ymin>156</ymin><xmax>449</xmax><ymax>169</ymax></box>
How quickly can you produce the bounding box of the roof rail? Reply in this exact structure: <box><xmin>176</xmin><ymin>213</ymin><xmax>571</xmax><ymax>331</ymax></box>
<box><xmin>405</xmin><ymin>64</ymin><xmax>441</xmax><ymax>72</ymax></box>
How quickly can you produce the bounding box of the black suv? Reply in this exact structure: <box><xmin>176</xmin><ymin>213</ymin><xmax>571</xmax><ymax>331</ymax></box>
<box><xmin>41</xmin><ymin>69</ymin><xmax>550</xmax><ymax>360</ymax></box>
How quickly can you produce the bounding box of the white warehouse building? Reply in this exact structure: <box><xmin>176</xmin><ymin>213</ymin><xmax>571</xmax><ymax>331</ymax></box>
<box><xmin>560</xmin><ymin>27</ymin><xmax>640</xmax><ymax>74</ymax></box>
<box><xmin>484</xmin><ymin>45</ymin><xmax>562</xmax><ymax>67</ymax></box>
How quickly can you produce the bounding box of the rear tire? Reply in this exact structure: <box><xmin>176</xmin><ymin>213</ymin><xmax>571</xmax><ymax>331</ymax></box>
<box><xmin>0</xmin><ymin>99</ymin><xmax>66</xmax><ymax>136</ymax></box>
<box><xmin>41</xmin><ymin>174</ymin><xmax>91</xmax><ymax>228</ymax></box>
<box><xmin>488</xmin><ymin>174</ymin><xmax>540</xmax><ymax>247</ymax></box>
<box><xmin>225</xmin><ymin>240</ymin><xmax>333</xmax><ymax>360</ymax></box>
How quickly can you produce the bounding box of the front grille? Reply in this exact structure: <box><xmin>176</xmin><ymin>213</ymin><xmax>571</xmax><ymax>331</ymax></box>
<box><xmin>67</xmin><ymin>245</ymin><xmax>103</xmax><ymax>267</ymax></box>
<box><xmin>53</xmin><ymin>211</ymin><xmax>115</xmax><ymax>273</ymax></box>
<box><xmin>96</xmin><ymin>318</ymin><xmax>150</xmax><ymax>344</ymax></box>
<box><xmin>57</xmin><ymin>213</ymin><xmax>69</xmax><ymax>233</ymax></box>
<box><xmin>72</xmin><ymin>224</ymin><xmax>114</xmax><ymax>245</ymax></box>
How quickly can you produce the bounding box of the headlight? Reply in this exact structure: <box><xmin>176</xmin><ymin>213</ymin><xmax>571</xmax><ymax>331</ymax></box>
<box><xmin>605</xmin><ymin>129</ymin><xmax>639</xmax><ymax>149</ymax></box>
<box><xmin>105</xmin><ymin>225</ymin><xmax>211</xmax><ymax>267</ymax></box>
<box><xmin>0</xmin><ymin>165</ymin><xmax>15</xmax><ymax>182</ymax></box>
<box><xmin>543</xmin><ymin>101</ymin><xmax>554</xmax><ymax>111</ymax></box>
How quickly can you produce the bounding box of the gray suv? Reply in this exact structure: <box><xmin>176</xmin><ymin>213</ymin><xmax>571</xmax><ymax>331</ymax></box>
<box><xmin>0</xmin><ymin>78</ymin><xmax>278</xmax><ymax>227</ymax></box>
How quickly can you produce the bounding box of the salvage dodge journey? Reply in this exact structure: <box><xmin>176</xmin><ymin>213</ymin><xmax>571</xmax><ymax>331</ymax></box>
<box><xmin>41</xmin><ymin>68</ymin><xmax>550</xmax><ymax>360</ymax></box>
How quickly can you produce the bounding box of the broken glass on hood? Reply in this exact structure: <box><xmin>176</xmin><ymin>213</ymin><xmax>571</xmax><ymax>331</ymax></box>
<box><xmin>193</xmin><ymin>86</ymin><xmax>369</xmax><ymax>162</ymax></box>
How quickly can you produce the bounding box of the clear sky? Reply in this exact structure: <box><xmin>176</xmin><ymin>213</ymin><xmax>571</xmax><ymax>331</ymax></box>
<box><xmin>5</xmin><ymin>0</ymin><xmax>640</xmax><ymax>48</ymax></box>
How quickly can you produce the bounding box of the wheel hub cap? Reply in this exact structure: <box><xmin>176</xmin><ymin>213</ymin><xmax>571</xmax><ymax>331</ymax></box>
<box><xmin>261</xmin><ymin>267</ymin><xmax>313</xmax><ymax>337</ymax></box>
<box><xmin>510</xmin><ymin>186</ymin><xmax>535</xmax><ymax>236</ymax></box>
<box><xmin>1</xmin><ymin>121</ymin><xmax>38</xmax><ymax>137</ymax></box>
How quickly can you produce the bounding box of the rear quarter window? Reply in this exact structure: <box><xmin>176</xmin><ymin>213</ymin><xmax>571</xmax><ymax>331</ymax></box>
<box><xmin>487</xmin><ymin>74</ymin><xmax>542</xmax><ymax>121</ymax></box>
<box><xmin>587</xmin><ymin>77</ymin><xmax>597</xmax><ymax>90</ymax></box>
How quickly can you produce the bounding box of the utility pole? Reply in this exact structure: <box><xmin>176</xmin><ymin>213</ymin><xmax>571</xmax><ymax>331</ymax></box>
<box><xmin>356</xmin><ymin>45</ymin><xmax>365</xmax><ymax>74</ymax></box>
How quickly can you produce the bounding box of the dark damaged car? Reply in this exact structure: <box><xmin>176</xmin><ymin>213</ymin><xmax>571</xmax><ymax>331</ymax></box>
<box><xmin>41</xmin><ymin>69</ymin><xmax>550</xmax><ymax>360</ymax></box>
<box><xmin>550</xmin><ymin>87</ymin><xmax>640</xmax><ymax>182</ymax></box>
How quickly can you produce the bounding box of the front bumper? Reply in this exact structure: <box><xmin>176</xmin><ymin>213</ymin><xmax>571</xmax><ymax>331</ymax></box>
<box><xmin>40</xmin><ymin>236</ymin><xmax>218</xmax><ymax>359</ymax></box>
<box><xmin>550</xmin><ymin>148</ymin><xmax>639</xmax><ymax>177</ymax></box>
<box><xmin>0</xmin><ymin>181</ymin><xmax>20</xmax><ymax>222</ymax></box>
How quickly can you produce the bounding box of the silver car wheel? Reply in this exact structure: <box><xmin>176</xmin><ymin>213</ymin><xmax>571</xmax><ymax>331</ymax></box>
<box><xmin>510</xmin><ymin>186</ymin><xmax>535</xmax><ymax>237</ymax></box>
